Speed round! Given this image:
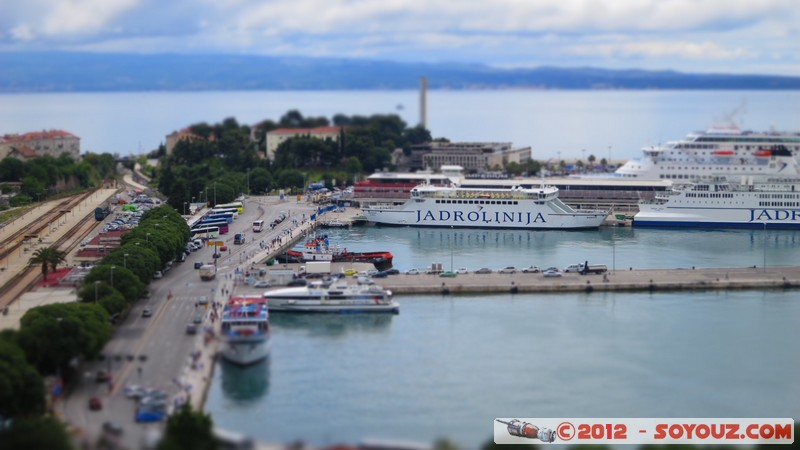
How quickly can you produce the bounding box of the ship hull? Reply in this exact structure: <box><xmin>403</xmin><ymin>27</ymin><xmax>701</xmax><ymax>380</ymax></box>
<box><xmin>363</xmin><ymin>201</ymin><xmax>606</xmax><ymax>229</ymax></box>
<box><xmin>267</xmin><ymin>299</ymin><xmax>400</xmax><ymax>314</ymax></box>
<box><xmin>219</xmin><ymin>337</ymin><xmax>271</xmax><ymax>365</ymax></box>
<box><xmin>635</xmin><ymin>200</ymin><xmax>800</xmax><ymax>230</ymax></box>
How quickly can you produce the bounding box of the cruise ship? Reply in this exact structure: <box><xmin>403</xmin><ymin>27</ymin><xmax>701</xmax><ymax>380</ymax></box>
<box><xmin>219</xmin><ymin>296</ymin><xmax>271</xmax><ymax>365</ymax></box>
<box><xmin>634</xmin><ymin>176</ymin><xmax>800</xmax><ymax>229</ymax></box>
<box><xmin>362</xmin><ymin>180</ymin><xmax>608</xmax><ymax>229</ymax></box>
<box><xmin>264</xmin><ymin>278</ymin><xmax>399</xmax><ymax>314</ymax></box>
<box><xmin>615</xmin><ymin>127</ymin><xmax>800</xmax><ymax>181</ymax></box>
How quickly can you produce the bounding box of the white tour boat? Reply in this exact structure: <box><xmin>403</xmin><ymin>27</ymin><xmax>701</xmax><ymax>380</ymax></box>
<box><xmin>264</xmin><ymin>278</ymin><xmax>399</xmax><ymax>314</ymax></box>
<box><xmin>219</xmin><ymin>296</ymin><xmax>271</xmax><ymax>365</ymax></box>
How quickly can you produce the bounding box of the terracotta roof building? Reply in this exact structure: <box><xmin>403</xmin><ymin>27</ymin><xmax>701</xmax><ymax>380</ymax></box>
<box><xmin>0</xmin><ymin>130</ymin><xmax>81</xmax><ymax>160</ymax></box>
<box><xmin>265</xmin><ymin>126</ymin><xmax>342</xmax><ymax>160</ymax></box>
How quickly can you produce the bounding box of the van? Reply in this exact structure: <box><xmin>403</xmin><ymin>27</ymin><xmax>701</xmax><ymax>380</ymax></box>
<box><xmin>234</xmin><ymin>233</ymin><xmax>245</xmax><ymax>244</ymax></box>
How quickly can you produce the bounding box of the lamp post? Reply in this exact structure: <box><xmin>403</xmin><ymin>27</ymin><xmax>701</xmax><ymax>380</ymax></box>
<box><xmin>94</xmin><ymin>281</ymin><xmax>100</xmax><ymax>304</ymax></box>
<box><xmin>183</xmin><ymin>202</ymin><xmax>187</xmax><ymax>215</ymax></box>
<box><xmin>110</xmin><ymin>265</ymin><xmax>115</xmax><ymax>287</ymax></box>
<box><xmin>123</xmin><ymin>253</ymin><xmax>129</xmax><ymax>269</ymax></box>
<box><xmin>246</xmin><ymin>168</ymin><xmax>251</xmax><ymax>195</ymax></box>
<box><xmin>213</xmin><ymin>182</ymin><xmax>217</xmax><ymax>206</ymax></box>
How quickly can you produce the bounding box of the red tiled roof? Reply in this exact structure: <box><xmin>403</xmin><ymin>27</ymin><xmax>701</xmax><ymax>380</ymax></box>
<box><xmin>10</xmin><ymin>145</ymin><xmax>37</xmax><ymax>158</ymax></box>
<box><xmin>1</xmin><ymin>130</ymin><xmax>79</xmax><ymax>143</ymax></box>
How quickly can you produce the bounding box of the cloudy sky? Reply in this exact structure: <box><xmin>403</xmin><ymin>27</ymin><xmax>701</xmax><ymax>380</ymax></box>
<box><xmin>1</xmin><ymin>0</ymin><xmax>798</xmax><ymax>75</ymax></box>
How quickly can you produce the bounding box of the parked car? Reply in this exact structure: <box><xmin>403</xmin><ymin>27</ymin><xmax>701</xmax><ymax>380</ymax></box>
<box><xmin>194</xmin><ymin>261</ymin><xmax>204</xmax><ymax>269</ymax></box>
<box><xmin>439</xmin><ymin>271</ymin><xmax>457</xmax><ymax>278</ymax></box>
<box><xmin>102</xmin><ymin>421</ymin><xmax>124</xmax><ymax>436</ymax></box>
<box><xmin>95</xmin><ymin>370</ymin><xmax>111</xmax><ymax>383</ymax></box>
<box><xmin>198</xmin><ymin>296</ymin><xmax>209</xmax><ymax>305</ymax></box>
<box><xmin>543</xmin><ymin>268</ymin><xmax>562</xmax><ymax>278</ymax></box>
<box><xmin>384</xmin><ymin>268</ymin><xmax>400</xmax><ymax>275</ymax></box>
<box><xmin>185</xmin><ymin>324</ymin><xmax>198</xmax><ymax>335</ymax></box>
<box><xmin>253</xmin><ymin>280</ymin><xmax>271</xmax><ymax>288</ymax></box>
<box><xmin>474</xmin><ymin>268</ymin><xmax>493</xmax><ymax>274</ymax></box>
<box><xmin>220</xmin><ymin>245</ymin><xmax>228</xmax><ymax>252</ymax></box>
<box><xmin>153</xmin><ymin>271</ymin><xmax>163</xmax><ymax>279</ymax></box>
<box><xmin>342</xmin><ymin>269</ymin><xmax>358</xmax><ymax>276</ymax></box>
<box><xmin>522</xmin><ymin>266</ymin><xmax>541</xmax><ymax>273</ymax></box>
<box><xmin>141</xmin><ymin>308</ymin><xmax>152</xmax><ymax>318</ymax></box>
<box><xmin>88</xmin><ymin>396</ymin><xmax>103</xmax><ymax>411</ymax></box>
<box><xmin>405</xmin><ymin>268</ymin><xmax>421</xmax><ymax>275</ymax></box>
<box><xmin>498</xmin><ymin>266</ymin><xmax>517</xmax><ymax>274</ymax></box>
<box><xmin>456</xmin><ymin>268</ymin><xmax>469</xmax><ymax>274</ymax></box>
<box><xmin>287</xmin><ymin>278</ymin><xmax>307</xmax><ymax>287</ymax></box>
<box><xmin>193</xmin><ymin>314</ymin><xmax>203</xmax><ymax>324</ymax></box>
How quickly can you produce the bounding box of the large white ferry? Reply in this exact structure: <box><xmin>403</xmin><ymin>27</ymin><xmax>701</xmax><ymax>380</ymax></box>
<box><xmin>634</xmin><ymin>176</ymin><xmax>800</xmax><ymax>229</ymax></box>
<box><xmin>219</xmin><ymin>296</ymin><xmax>271</xmax><ymax>365</ymax></box>
<box><xmin>615</xmin><ymin>127</ymin><xmax>800</xmax><ymax>181</ymax></box>
<box><xmin>264</xmin><ymin>278</ymin><xmax>399</xmax><ymax>314</ymax></box>
<box><xmin>362</xmin><ymin>180</ymin><xmax>608</xmax><ymax>229</ymax></box>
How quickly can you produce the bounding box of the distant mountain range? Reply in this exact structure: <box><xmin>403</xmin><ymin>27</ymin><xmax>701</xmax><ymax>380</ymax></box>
<box><xmin>2</xmin><ymin>52</ymin><xmax>800</xmax><ymax>92</ymax></box>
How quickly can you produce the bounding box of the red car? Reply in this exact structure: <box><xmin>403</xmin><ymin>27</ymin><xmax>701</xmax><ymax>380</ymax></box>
<box><xmin>89</xmin><ymin>396</ymin><xmax>103</xmax><ymax>411</ymax></box>
<box><xmin>220</xmin><ymin>245</ymin><xmax>228</xmax><ymax>252</ymax></box>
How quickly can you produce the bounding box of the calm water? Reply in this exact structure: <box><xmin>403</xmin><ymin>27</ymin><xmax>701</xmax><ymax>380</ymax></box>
<box><xmin>2</xmin><ymin>90</ymin><xmax>800</xmax><ymax>160</ymax></box>
<box><xmin>205</xmin><ymin>227</ymin><xmax>800</xmax><ymax>447</ymax></box>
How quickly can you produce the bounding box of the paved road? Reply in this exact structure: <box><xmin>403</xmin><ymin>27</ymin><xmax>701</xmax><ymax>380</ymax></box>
<box><xmin>60</xmin><ymin>195</ymin><xmax>320</xmax><ymax>449</ymax></box>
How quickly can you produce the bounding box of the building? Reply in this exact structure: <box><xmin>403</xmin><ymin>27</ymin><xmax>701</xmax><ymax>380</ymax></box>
<box><xmin>265</xmin><ymin>126</ymin><xmax>342</xmax><ymax>160</ymax></box>
<box><xmin>397</xmin><ymin>142</ymin><xmax>531</xmax><ymax>173</ymax></box>
<box><xmin>0</xmin><ymin>130</ymin><xmax>81</xmax><ymax>160</ymax></box>
<box><xmin>165</xmin><ymin>128</ymin><xmax>211</xmax><ymax>155</ymax></box>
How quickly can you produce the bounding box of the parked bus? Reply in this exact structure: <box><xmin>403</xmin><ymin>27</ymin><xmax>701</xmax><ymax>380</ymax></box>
<box><xmin>215</xmin><ymin>201</ymin><xmax>244</xmax><ymax>213</ymax></box>
<box><xmin>190</xmin><ymin>226</ymin><xmax>220</xmax><ymax>239</ymax></box>
<box><xmin>252</xmin><ymin>220</ymin><xmax>265</xmax><ymax>233</ymax></box>
<box><xmin>204</xmin><ymin>213</ymin><xmax>234</xmax><ymax>223</ymax></box>
<box><xmin>193</xmin><ymin>220</ymin><xmax>229</xmax><ymax>234</ymax></box>
<box><xmin>209</xmin><ymin>207</ymin><xmax>239</xmax><ymax>218</ymax></box>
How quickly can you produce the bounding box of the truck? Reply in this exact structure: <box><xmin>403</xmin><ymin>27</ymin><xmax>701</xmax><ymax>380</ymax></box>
<box><xmin>199</xmin><ymin>264</ymin><xmax>216</xmax><ymax>281</ymax></box>
<box><xmin>563</xmin><ymin>261</ymin><xmax>608</xmax><ymax>274</ymax></box>
<box><xmin>304</xmin><ymin>261</ymin><xmax>331</xmax><ymax>277</ymax></box>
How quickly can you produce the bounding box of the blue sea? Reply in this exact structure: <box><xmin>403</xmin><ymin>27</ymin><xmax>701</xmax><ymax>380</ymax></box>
<box><xmin>2</xmin><ymin>90</ymin><xmax>800</xmax><ymax>161</ymax></box>
<box><xmin>4</xmin><ymin>90</ymin><xmax>800</xmax><ymax>447</ymax></box>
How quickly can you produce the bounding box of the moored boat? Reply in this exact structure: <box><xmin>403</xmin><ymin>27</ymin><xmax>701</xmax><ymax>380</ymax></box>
<box><xmin>363</xmin><ymin>181</ymin><xmax>608</xmax><ymax>229</ymax></box>
<box><xmin>219</xmin><ymin>296</ymin><xmax>271</xmax><ymax>365</ymax></box>
<box><xmin>263</xmin><ymin>278</ymin><xmax>399</xmax><ymax>314</ymax></box>
<box><xmin>633</xmin><ymin>176</ymin><xmax>800</xmax><ymax>229</ymax></box>
<box><xmin>277</xmin><ymin>236</ymin><xmax>393</xmax><ymax>270</ymax></box>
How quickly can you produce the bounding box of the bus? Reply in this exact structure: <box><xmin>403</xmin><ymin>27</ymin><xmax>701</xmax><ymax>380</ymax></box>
<box><xmin>204</xmin><ymin>213</ymin><xmax>234</xmax><ymax>223</ymax></box>
<box><xmin>252</xmin><ymin>220</ymin><xmax>265</xmax><ymax>233</ymax></box>
<box><xmin>215</xmin><ymin>201</ymin><xmax>244</xmax><ymax>213</ymax></box>
<box><xmin>190</xmin><ymin>226</ymin><xmax>220</xmax><ymax>239</ymax></box>
<box><xmin>209</xmin><ymin>207</ymin><xmax>239</xmax><ymax>218</ymax></box>
<box><xmin>193</xmin><ymin>220</ymin><xmax>229</xmax><ymax>234</ymax></box>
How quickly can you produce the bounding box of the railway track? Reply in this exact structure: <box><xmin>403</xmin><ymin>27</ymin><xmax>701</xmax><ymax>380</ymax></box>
<box><xmin>0</xmin><ymin>190</ymin><xmax>101</xmax><ymax>307</ymax></box>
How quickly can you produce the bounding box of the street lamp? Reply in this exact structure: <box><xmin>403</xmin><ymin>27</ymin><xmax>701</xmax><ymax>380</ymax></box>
<box><xmin>763</xmin><ymin>221</ymin><xmax>767</xmax><ymax>272</ymax></box>
<box><xmin>110</xmin><ymin>265</ymin><xmax>115</xmax><ymax>287</ymax></box>
<box><xmin>213</xmin><ymin>182</ymin><xmax>217</xmax><ymax>205</ymax></box>
<box><xmin>246</xmin><ymin>168</ymin><xmax>251</xmax><ymax>195</ymax></box>
<box><xmin>94</xmin><ymin>281</ymin><xmax>100</xmax><ymax>304</ymax></box>
<box><xmin>183</xmin><ymin>202</ymin><xmax>188</xmax><ymax>215</ymax></box>
<box><xmin>123</xmin><ymin>253</ymin><xmax>129</xmax><ymax>269</ymax></box>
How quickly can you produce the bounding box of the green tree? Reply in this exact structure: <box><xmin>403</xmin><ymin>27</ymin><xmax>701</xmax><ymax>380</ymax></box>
<box><xmin>0</xmin><ymin>416</ymin><xmax>73</xmax><ymax>450</ymax></box>
<box><xmin>157</xmin><ymin>404</ymin><xmax>219</xmax><ymax>450</ymax></box>
<box><xmin>17</xmin><ymin>303</ymin><xmax>111</xmax><ymax>374</ymax></box>
<box><xmin>27</xmin><ymin>246</ymin><xmax>67</xmax><ymax>281</ymax></box>
<box><xmin>83</xmin><ymin>264</ymin><xmax>145</xmax><ymax>305</ymax></box>
<box><xmin>0</xmin><ymin>334</ymin><xmax>46</xmax><ymax>419</ymax></box>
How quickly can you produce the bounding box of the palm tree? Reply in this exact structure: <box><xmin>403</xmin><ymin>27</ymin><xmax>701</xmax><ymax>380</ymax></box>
<box><xmin>28</xmin><ymin>247</ymin><xmax>67</xmax><ymax>281</ymax></box>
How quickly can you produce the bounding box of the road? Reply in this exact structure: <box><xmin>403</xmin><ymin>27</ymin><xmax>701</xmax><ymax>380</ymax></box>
<box><xmin>61</xmin><ymin>195</ymin><xmax>320</xmax><ymax>449</ymax></box>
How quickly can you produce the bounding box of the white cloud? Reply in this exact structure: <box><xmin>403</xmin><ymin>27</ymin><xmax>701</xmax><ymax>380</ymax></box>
<box><xmin>0</xmin><ymin>0</ymin><xmax>798</xmax><ymax>74</ymax></box>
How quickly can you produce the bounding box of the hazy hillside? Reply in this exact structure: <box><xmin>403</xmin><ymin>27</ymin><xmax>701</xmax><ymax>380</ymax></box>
<box><xmin>2</xmin><ymin>52</ymin><xmax>800</xmax><ymax>92</ymax></box>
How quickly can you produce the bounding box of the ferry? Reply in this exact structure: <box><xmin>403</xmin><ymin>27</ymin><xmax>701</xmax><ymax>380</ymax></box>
<box><xmin>219</xmin><ymin>296</ymin><xmax>271</xmax><ymax>365</ymax></box>
<box><xmin>263</xmin><ymin>278</ymin><xmax>399</xmax><ymax>314</ymax></box>
<box><xmin>362</xmin><ymin>181</ymin><xmax>608</xmax><ymax>229</ymax></box>
<box><xmin>633</xmin><ymin>176</ymin><xmax>800</xmax><ymax>229</ymax></box>
<box><xmin>614</xmin><ymin>126</ymin><xmax>800</xmax><ymax>180</ymax></box>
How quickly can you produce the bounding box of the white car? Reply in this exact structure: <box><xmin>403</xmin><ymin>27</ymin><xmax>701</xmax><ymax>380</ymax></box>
<box><xmin>456</xmin><ymin>268</ymin><xmax>469</xmax><ymax>274</ymax></box>
<box><xmin>542</xmin><ymin>269</ymin><xmax>562</xmax><ymax>278</ymax></box>
<box><xmin>253</xmin><ymin>280</ymin><xmax>271</xmax><ymax>288</ymax></box>
<box><xmin>498</xmin><ymin>266</ymin><xmax>517</xmax><ymax>274</ymax></box>
<box><xmin>405</xmin><ymin>268</ymin><xmax>421</xmax><ymax>275</ymax></box>
<box><xmin>522</xmin><ymin>266</ymin><xmax>541</xmax><ymax>273</ymax></box>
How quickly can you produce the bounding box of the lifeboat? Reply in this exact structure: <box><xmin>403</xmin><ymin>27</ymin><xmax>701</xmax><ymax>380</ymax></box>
<box><xmin>712</xmin><ymin>150</ymin><xmax>735</xmax><ymax>156</ymax></box>
<box><xmin>755</xmin><ymin>148</ymin><xmax>773</xmax><ymax>157</ymax></box>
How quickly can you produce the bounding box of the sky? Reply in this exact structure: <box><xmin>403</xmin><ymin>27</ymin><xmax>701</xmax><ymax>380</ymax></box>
<box><xmin>1</xmin><ymin>0</ymin><xmax>799</xmax><ymax>75</ymax></box>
